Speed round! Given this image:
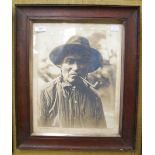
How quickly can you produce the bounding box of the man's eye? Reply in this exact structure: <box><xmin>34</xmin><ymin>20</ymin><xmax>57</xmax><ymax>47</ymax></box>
<box><xmin>66</xmin><ymin>59</ymin><xmax>74</xmax><ymax>64</ymax></box>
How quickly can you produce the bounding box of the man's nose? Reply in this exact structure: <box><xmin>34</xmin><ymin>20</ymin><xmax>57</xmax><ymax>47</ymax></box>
<box><xmin>72</xmin><ymin>62</ymin><xmax>79</xmax><ymax>71</ymax></box>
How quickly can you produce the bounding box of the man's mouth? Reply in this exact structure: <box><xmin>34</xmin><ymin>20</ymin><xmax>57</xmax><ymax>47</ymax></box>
<box><xmin>70</xmin><ymin>73</ymin><xmax>79</xmax><ymax>76</ymax></box>
<box><xmin>70</xmin><ymin>75</ymin><xmax>78</xmax><ymax>79</ymax></box>
<box><xmin>69</xmin><ymin>73</ymin><xmax>80</xmax><ymax>80</ymax></box>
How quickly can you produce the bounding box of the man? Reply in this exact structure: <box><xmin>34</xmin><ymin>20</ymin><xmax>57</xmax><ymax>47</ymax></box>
<box><xmin>40</xmin><ymin>36</ymin><xmax>107</xmax><ymax>128</ymax></box>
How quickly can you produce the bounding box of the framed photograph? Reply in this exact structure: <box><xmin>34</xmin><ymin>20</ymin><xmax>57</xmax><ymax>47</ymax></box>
<box><xmin>15</xmin><ymin>6</ymin><xmax>140</xmax><ymax>150</ymax></box>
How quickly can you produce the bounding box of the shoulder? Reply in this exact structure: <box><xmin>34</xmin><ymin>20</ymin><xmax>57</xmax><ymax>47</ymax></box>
<box><xmin>83</xmin><ymin>83</ymin><xmax>101</xmax><ymax>101</ymax></box>
<box><xmin>41</xmin><ymin>77</ymin><xmax>60</xmax><ymax>95</ymax></box>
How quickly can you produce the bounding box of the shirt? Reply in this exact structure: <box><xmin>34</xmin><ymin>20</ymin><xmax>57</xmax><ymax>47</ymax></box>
<box><xmin>40</xmin><ymin>76</ymin><xmax>107</xmax><ymax>128</ymax></box>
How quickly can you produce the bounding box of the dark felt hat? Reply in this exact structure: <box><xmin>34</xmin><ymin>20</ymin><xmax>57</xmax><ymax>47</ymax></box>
<box><xmin>49</xmin><ymin>36</ymin><xmax>103</xmax><ymax>73</ymax></box>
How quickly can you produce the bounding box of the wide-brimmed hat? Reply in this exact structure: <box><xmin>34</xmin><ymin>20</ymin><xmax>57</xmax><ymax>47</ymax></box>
<box><xmin>49</xmin><ymin>36</ymin><xmax>103</xmax><ymax>73</ymax></box>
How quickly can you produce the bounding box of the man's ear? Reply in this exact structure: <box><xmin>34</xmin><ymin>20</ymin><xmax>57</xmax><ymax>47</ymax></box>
<box><xmin>60</xmin><ymin>67</ymin><xmax>62</xmax><ymax>75</ymax></box>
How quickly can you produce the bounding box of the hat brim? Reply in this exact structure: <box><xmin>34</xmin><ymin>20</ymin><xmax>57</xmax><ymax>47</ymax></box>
<box><xmin>49</xmin><ymin>44</ymin><xmax>103</xmax><ymax>73</ymax></box>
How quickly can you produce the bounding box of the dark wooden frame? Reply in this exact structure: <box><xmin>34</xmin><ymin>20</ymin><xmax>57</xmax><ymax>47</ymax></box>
<box><xmin>15</xmin><ymin>5</ymin><xmax>140</xmax><ymax>150</ymax></box>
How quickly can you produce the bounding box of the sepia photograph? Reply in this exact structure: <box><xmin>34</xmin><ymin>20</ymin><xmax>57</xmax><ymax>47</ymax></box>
<box><xmin>31</xmin><ymin>23</ymin><xmax>124</xmax><ymax>137</ymax></box>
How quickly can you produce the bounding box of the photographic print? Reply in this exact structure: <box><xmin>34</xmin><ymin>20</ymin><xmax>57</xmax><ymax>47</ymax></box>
<box><xmin>31</xmin><ymin>23</ymin><xmax>124</xmax><ymax>137</ymax></box>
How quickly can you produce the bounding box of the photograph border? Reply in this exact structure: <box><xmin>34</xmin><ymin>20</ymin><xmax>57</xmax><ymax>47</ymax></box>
<box><xmin>15</xmin><ymin>5</ymin><xmax>140</xmax><ymax>150</ymax></box>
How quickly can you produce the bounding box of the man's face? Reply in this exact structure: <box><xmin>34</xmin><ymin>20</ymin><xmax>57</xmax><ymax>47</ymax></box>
<box><xmin>61</xmin><ymin>55</ymin><xmax>88</xmax><ymax>84</ymax></box>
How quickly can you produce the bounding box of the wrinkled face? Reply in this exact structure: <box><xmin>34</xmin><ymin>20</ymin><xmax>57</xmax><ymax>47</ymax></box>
<box><xmin>61</xmin><ymin>55</ymin><xmax>88</xmax><ymax>84</ymax></box>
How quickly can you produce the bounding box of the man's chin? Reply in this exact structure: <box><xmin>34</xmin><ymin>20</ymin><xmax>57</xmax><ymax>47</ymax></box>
<box><xmin>68</xmin><ymin>77</ymin><xmax>80</xmax><ymax>84</ymax></box>
<box><xmin>68</xmin><ymin>79</ymin><xmax>77</xmax><ymax>84</ymax></box>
